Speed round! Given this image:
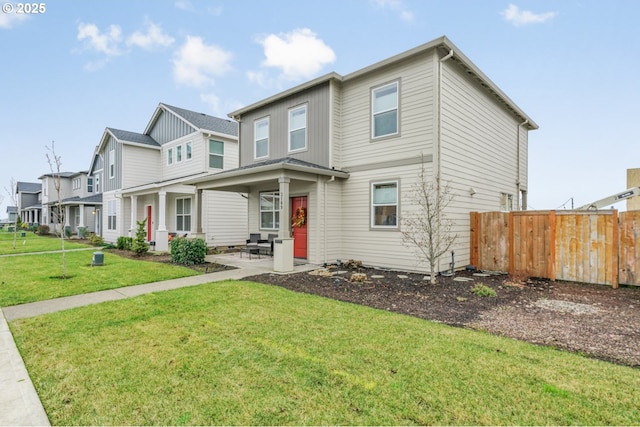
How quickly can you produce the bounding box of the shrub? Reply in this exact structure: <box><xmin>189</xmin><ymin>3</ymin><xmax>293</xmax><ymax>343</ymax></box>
<box><xmin>37</xmin><ymin>224</ymin><xmax>50</xmax><ymax>235</ymax></box>
<box><xmin>77</xmin><ymin>226</ymin><xmax>88</xmax><ymax>239</ymax></box>
<box><xmin>64</xmin><ymin>226</ymin><xmax>72</xmax><ymax>238</ymax></box>
<box><xmin>170</xmin><ymin>237</ymin><xmax>207</xmax><ymax>265</ymax></box>
<box><xmin>117</xmin><ymin>236</ymin><xmax>133</xmax><ymax>251</ymax></box>
<box><xmin>131</xmin><ymin>219</ymin><xmax>150</xmax><ymax>257</ymax></box>
<box><xmin>471</xmin><ymin>283</ymin><xmax>497</xmax><ymax>297</ymax></box>
<box><xmin>89</xmin><ymin>233</ymin><xmax>104</xmax><ymax>246</ymax></box>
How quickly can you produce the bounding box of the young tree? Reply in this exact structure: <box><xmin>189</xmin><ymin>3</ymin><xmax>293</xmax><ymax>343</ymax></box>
<box><xmin>46</xmin><ymin>142</ymin><xmax>67</xmax><ymax>278</ymax></box>
<box><xmin>131</xmin><ymin>219</ymin><xmax>150</xmax><ymax>256</ymax></box>
<box><xmin>400</xmin><ymin>161</ymin><xmax>457</xmax><ymax>285</ymax></box>
<box><xmin>4</xmin><ymin>178</ymin><xmax>19</xmax><ymax>249</ymax></box>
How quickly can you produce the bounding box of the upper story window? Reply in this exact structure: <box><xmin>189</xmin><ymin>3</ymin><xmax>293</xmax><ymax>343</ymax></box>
<box><xmin>177</xmin><ymin>145</ymin><xmax>183</xmax><ymax>162</ymax></box>
<box><xmin>289</xmin><ymin>105</ymin><xmax>307</xmax><ymax>152</ymax></box>
<box><xmin>109</xmin><ymin>149</ymin><xmax>115</xmax><ymax>178</ymax></box>
<box><xmin>255</xmin><ymin>117</ymin><xmax>269</xmax><ymax>159</ymax></box>
<box><xmin>72</xmin><ymin>178</ymin><xmax>81</xmax><ymax>190</ymax></box>
<box><xmin>186</xmin><ymin>142</ymin><xmax>192</xmax><ymax>160</ymax></box>
<box><xmin>95</xmin><ymin>174</ymin><xmax>101</xmax><ymax>193</ymax></box>
<box><xmin>167</xmin><ymin>148</ymin><xmax>173</xmax><ymax>165</ymax></box>
<box><xmin>209</xmin><ymin>140</ymin><xmax>224</xmax><ymax>169</ymax></box>
<box><xmin>87</xmin><ymin>177</ymin><xmax>93</xmax><ymax>193</ymax></box>
<box><xmin>372</xmin><ymin>81</ymin><xmax>399</xmax><ymax>139</ymax></box>
<box><xmin>371</xmin><ymin>181</ymin><xmax>399</xmax><ymax>228</ymax></box>
<box><xmin>501</xmin><ymin>193</ymin><xmax>514</xmax><ymax>211</ymax></box>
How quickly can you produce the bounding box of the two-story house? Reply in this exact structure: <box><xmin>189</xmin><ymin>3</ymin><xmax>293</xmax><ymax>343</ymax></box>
<box><xmin>89</xmin><ymin>102</ymin><xmax>247</xmax><ymax>251</ymax></box>
<box><xmin>39</xmin><ymin>171</ymin><xmax>99</xmax><ymax>235</ymax></box>
<box><xmin>187</xmin><ymin>36</ymin><xmax>538</xmax><ymax>273</ymax></box>
<box><xmin>15</xmin><ymin>181</ymin><xmax>41</xmax><ymax>226</ymax></box>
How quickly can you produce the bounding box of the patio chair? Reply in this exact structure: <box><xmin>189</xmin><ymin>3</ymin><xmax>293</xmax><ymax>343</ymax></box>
<box><xmin>257</xmin><ymin>233</ymin><xmax>277</xmax><ymax>256</ymax></box>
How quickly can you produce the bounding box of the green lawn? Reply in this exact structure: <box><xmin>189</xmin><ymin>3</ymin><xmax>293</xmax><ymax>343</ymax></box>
<box><xmin>0</xmin><ymin>251</ymin><xmax>199</xmax><ymax>306</ymax></box>
<box><xmin>0</xmin><ymin>230</ymin><xmax>92</xmax><ymax>255</ymax></box>
<box><xmin>11</xmin><ymin>280</ymin><xmax>640</xmax><ymax>426</ymax></box>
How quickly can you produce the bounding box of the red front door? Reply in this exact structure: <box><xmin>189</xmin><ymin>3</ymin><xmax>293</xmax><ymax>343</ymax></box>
<box><xmin>291</xmin><ymin>196</ymin><xmax>308</xmax><ymax>259</ymax></box>
<box><xmin>146</xmin><ymin>205</ymin><xmax>153</xmax><ymax>241</ymax></box>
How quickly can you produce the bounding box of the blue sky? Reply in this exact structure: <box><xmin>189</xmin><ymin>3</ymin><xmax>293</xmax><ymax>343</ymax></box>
<box><xmin>1</xmin><ymin>0</ymin><xmax>639</xmax><ymax>216</ymax></box>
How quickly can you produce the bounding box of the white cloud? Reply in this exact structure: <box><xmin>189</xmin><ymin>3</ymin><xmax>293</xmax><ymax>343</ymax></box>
<box><xmin>256</xmin><ymin>28</ymin><xmax>336</xmax><ymax>82</ymax></box>
<box><xmin>371</xmin><ymin>0</ymin><xmax>414</xmax><ymax>23</ymax></box>
<box><xmin>0</xmin><ymin>11</ymin><xmax>29</xmax><ymax>29</ymax></box>
<box><xmin>77</xmin><ymin>23</ymin><xmax>123</xmax><ymax>56</ymax></box>
<box><xmin>200</xmin><ymin>92</ymin><xmax>221</xmax><ymax>114</ymax></box>
<box><xmin>174</xmin><ymin>0</ymin><xmax>194</xmax><ymax>11</ymax></box>
<box><xmin>173</xmin><ymin>36</ymin><xmax>233</xmax><ymax>88</ymax></box>
<box><xmin>501</xmin><ymin>4</ymin><xmax>558</xmax><ymax>26</ymax></box>
<box><xmin>127</xmin><ymin>20</ymin><xmax>175</xmax><ymax>49</ymax></box>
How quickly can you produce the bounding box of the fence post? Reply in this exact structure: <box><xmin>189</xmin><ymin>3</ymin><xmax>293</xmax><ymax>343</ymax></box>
<box><xmin>508</xmin><ymin>211</ymin><xmax>514</xmax><ymax>276</ymax></box>
<box><xmin>549</xmin><ymin>210</ymin><xmax>556</xmax><ymax>281</ymax></box>
<box><xmin>470</xmin><ymin>212</ymin><xmax>479</xmax><ymax>267</ymax></box>
<box><xmin>612</xmin><ymin>210</ymin><xmax>619</xmax><ymax>289</ymax></box>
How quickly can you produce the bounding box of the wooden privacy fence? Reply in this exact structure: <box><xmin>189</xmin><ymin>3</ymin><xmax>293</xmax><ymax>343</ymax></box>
<box><xmin>470</xmin><ymin>210</ymin><xmax>640</xmax><ymax>288</ymax></box>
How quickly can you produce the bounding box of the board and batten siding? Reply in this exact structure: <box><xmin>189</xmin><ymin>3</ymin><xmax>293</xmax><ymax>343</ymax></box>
<box><xmin>238</xmin><ymin>82</ymin><xmax>332</xmax><ymax>168</ymax></box>
<box><xmin>149</xmin><ymin>110</ymin><xmax>196</xmax><ymax>145</ymax></box>
<box><xmin>102</xmin><ymin>136</ymin><xmax>122</xmax><ymax>192</ymax></box>
<box><xmin>339</xmin><ymin>50</ymin><xmax>437</xmax><ymax>170</ymax></box>
<box><xmin>121</xmin><ymin>145</ymin><xmax>161</xmax><ymax>189</ymax></box>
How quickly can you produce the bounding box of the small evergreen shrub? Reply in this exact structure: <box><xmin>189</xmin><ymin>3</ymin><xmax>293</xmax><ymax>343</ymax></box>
<box><xmin>471</xmin><ymin>283</ymin><xmax>497</xmax><ymax>297</ymax></box>
<box><xmin>117</xmin><ymin>236</ymin><xmax>133</xmax><ymax>250</ymax></box>
<box><xmin>37</xmin><ymin>224</ymin><xmax>50</xmax><ymax>235</ymax></box>
<box><xmin>131</xmin><ymin>219</ymin><xmax>150</xmax><ymax>257</ymax></box>
<box><xmin>170</xmin><ymin>237</ymin><xmax>207</xmax><ymax>265</ymax></box>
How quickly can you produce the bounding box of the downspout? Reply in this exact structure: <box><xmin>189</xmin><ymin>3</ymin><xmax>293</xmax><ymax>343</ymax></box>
<box><xmin>436</xmin><ymin>48</ymin><xmax>454</xmax><ymax>188</ymax></box>
<box><xmin>517</xmin><ymin>119</ymin><xmax>529</xmax><ymax>210</ymax></box>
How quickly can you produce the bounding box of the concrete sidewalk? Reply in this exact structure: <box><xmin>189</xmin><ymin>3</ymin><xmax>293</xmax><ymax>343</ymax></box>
<box><xmin>0</xmin><ymin>253</ymin><xmax>317</xmax><ymax>426</ymax></box>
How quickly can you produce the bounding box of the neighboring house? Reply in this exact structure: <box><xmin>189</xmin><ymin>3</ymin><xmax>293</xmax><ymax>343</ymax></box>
<box><xmin>6</xmin><ymin>206</ymin><xmax>18</xmax><ymax>223</ymax></box>
<box><xmin>39</xmin><ymin>171</ymin><xmax>99</xmax><ymax>234</ymax></box>
<box><xmin>187</xmin><ymin>36</ymin><xmax>538</xmax><ymax>273</ymax></box>
<box><xmin>89</xmin><ymin>102</ymin><xmax>247</xmax><ymax>251</ymax></box>
<box><xmin>15</xmin><ymin>181</ymin><xmax>41</xmax><ymax>225</ymax></box>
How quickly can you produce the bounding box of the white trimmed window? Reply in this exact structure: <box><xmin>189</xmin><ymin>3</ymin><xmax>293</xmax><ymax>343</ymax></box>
<box><xmin>372</xmin><ymin>81</ymin><xmax>399</xmax><ymax>138</ymax></box>
<box><xmin>255</xmin><ymin>117</ymin><xmax>269</xmax><ymax>159</ymax></box>
<box><xmin>209</xmin><ymin>140</ymin><xmax>224</xmax><ymax>169</ymax></box>
<box><xmin>87</xmin><ymin>177</ymin><xmax>93</xmax><ymax>193</ymax></box>
<box><xmin>107</xmin><ymin>199</ymin><xmax>116</xmax><ymax>230</ymax></box>
<box><xmin>186</xmin><ymin>142</ymin><xmax>192</xmax><ymax>160</ymax></box>
<box><xmin>176</xmin><ymin>198</ymin><xmax>191</xmax><ymax>232</ymax></box>
<box><xmin>260</xmin><ymin>191</ymin><xmax>280</xmax><ymax>230</ymax></box>
<box><xmin>289</xmin><ymin>105</ymin><xmax>307</xmax><ymax>152</ymax></box>
<box><xmin>177</xmin><ymin>145</ymin><xmax>182</xmax><ymax>162</ymax></box>
<box><xmin>371</xmin><ymin>181</ymin><xmax>399</xmax><ymax>228</ymax></box>
<box><xmin>109</xmin><ymin>149</ymin><xmax>115</xmax><ymax>178</ymax></box>
<box><xmin>167</xmin><ymin>148</ymin><xmax>173</xmax><ymax>165</ymax></box>
<box><xmin>501</xmin><ymin>193</ymin><xmax>514</xmax><ymax>211</ymax></box>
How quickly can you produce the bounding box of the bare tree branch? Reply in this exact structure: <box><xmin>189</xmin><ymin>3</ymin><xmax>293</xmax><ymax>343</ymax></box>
<box><xmin>46</xmin><ymin>141</ymin><xmax>67</xmax><ymax>279</ymax></box>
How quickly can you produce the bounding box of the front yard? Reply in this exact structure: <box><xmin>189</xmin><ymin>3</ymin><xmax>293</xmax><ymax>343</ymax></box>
<box><xmin>10</xmin><ymin>280</ymin><xmax>640</xmax><ymax>425</ymax></box>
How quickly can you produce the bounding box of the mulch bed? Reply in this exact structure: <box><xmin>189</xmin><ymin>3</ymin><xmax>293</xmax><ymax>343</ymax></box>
<box><xmin>245</xmin><ymin>264</ymin><xmax>640</xmax><ymax>368</ymax></box>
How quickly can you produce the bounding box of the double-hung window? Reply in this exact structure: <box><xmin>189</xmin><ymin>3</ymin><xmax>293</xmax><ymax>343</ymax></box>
<box><xmin>177</xmin><ymin>145</ymin><xmax>183</xmax><ymax>162</ymax></box>
<box><xmin>260</xmin><ymin>191</ymin><xmax>280</xmax><ymax>230</ymax></box>
<box><xmin>107</xmin><ymin>199</ymin><xmax>116</xmax><ymax>230</ymax></box>
<box><xmin>501</xmin><ymin>193</ymin><xmax>514</xmax><ymax>211</ymax></box>
<box><xmin>371</xmin><ymin>181</ymin><xmax>399</xmax><ymax>228</ymax></box>
<box><xmin>255</xmin><ymin>117</ymin><xmax>269</xmax><ymax>159</ymax></box>
<box><xmin>289</xmin><ymin>105</ymin><xmax>307</xmax><ymax>152</ymax></box>
<box><xmin>87</xmin><ymin>177</ymin><xmax>93</xmax><ymax>193</ymax></box>
<box><xmin>168</xmin><ymin>148</ymin><xmax>173</xmax><ymax>165</ymax></box>
<box><xmin>176</xmin><ymin>198</ymin><xmax>191</xmax><ymax>232</ymax></box>
<box><xmin>209</xmin><ymin>140</ymin><xmax>224</xmax><ymax>169</ymax></box>
<box><xmin>186</xmin><ymin>142</ymin><xmax>192</xmax><ymax>160</ymax></box>
<box><xmin>372</xmin><ymin>81</ymin><xmax>399</xmax><ymax>139</ymax></box>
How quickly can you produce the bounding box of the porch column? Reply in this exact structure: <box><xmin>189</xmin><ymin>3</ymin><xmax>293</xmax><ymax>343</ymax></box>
<box><xmin>274</xmin><ymin>176</ymin><xmax>294</xmax><ymax>272</ymax></box>
<box><xmin>78</xmin><ymin>204</ymin><xmax>85</xmax><ymax>227</ymax></box>
<box><xmin>64</xmin><ymin>205</ymin><xmax>71</xmax><ymax>227</ymax></box>
<box><xmin>130</xmin><ymin>195</ymin><xmax>138</xmax><ymax>237</ymax></box>
<box><xmin>192</xmin><ymin>189</ymin><xmax>205</xmax><ymax>240</ymax></box>
<box><xmin>155</xmin><ymin>191</ymin><xmax>169</xmax><ymax>251</ymax></box>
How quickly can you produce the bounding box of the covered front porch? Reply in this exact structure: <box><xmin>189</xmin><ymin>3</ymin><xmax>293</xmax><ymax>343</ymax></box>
<box><xmin>61</xmin><ymin>194</ymin><xmax>102</xmax><ymax>237</ymax></box>
<box><xmin>187</xmin><ymin>158</ymin><xmax>349</xmax><ymax>272</ymax></box>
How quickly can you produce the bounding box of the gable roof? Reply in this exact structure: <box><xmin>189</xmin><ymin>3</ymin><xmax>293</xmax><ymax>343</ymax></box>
<box><xmin>38</xmin><ymin>171</ymin><xmax>76</xmax><ymax>179</ymax></box>
<box><xmin>229</xmin><ymin>36</ymin><xmax>537</xmax><ymax>130</ymax></box>
<box><xmin>16</xmin><ymin>181</ymin><xmax>41</xmax><ymax>193</ymax></box>
<box><xmin>145</xmin><ymin>103</ymin><xmax>238</xmax><ymax>138</ymax></box>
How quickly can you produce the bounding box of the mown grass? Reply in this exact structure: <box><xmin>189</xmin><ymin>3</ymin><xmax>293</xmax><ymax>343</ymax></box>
<box><xmin>0</xmin><ymin>251</ymin><xmax>199</xmax><ymax>306</ymax></box>
<box><xmin>0</xmin><ymin>230</ymin><xmax>92</xmax><ymax>255</ymax></box>
<box><xmin>11</xmin><ymin>280</ymin><xmax>640</xmax><ymax>426</ymax></box>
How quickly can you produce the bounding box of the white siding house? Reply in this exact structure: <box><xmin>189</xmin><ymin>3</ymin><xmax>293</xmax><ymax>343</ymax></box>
<box><xmin>189</xmin><ymin>36</ymin><xmax>537</xmax><ymax>274</ymax></box>
<box><xmin>89</xmin><ymin>103</ymin><xmax>247</xmax><ymax>251</ymax></box>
